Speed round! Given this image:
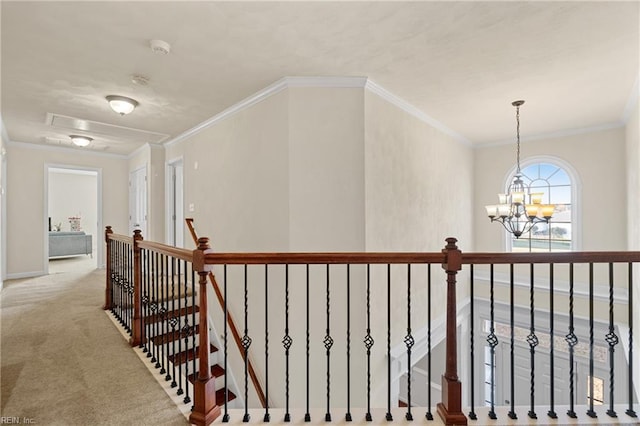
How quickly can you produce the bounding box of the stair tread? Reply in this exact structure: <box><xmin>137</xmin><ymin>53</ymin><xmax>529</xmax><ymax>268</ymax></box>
<box><xmin>151</xmin><ymin>324</ymin><xmax>200</xmax><ymax>345</ymax></box>
<box><xmin>187</xmin><ymin>364</ymin><xmax>225</xmax><ymax>383</ymax></box>
<box><xmin>216</xmin><ymin>388</ymin><xmax>237</xmax><ymax>405</ymax></box>
<box><xmin>145</xmin><ymin>305</ymin><xmax>199</xmax><ymax>324</ymax></box>
<box><xmin>168</xmin><ymin>343</ymin><xmax>217</xmax><ymax>365</ymax></box>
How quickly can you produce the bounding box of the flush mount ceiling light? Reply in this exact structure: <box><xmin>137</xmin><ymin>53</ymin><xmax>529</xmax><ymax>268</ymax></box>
<box><xmin>106</xmin><ymin>95</ymin><xmax>139</xmax><ymax>115</ymax></box>
<box><xmin>69</xmin><ymin>135</ymin><xmax>93</xmax><ymax>147</ymax></box>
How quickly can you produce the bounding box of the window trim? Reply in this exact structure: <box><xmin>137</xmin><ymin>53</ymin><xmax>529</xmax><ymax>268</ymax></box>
<box><xmin>503</xmin><ymin>155</ymin><xmax>582</xmax><ymax>252</ymax></box>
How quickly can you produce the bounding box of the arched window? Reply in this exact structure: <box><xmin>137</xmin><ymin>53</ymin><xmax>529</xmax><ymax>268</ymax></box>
<box><xmin>507</xmin><ymin>159</ymin><xmax>578</xmax><ymax>252</ymax></box>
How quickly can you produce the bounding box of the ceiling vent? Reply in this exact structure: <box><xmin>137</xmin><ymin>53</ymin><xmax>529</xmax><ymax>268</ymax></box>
<box><xmin>45</xmin><ymin>113</ymin><xmax>169</xmax><ymax>145</ymax></box>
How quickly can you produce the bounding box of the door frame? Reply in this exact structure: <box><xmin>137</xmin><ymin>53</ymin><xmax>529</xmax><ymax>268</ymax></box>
<box><xmin>165</xmin><ymin>157</ymin><xmax>184</xmax><ymax>247</ymax></box>
<box><xmin>44</xmin><ymin>164</ymin><xmax>103</xmax><ymax>272</ymax></box>
<box><xmin>129</xmin><ymin>165</ymin><xmax>148</xmax><ymax>236</ymax></box>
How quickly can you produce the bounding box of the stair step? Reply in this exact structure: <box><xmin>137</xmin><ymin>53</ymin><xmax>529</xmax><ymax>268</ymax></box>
<box><xmin>216</xmin><ymin>388</ymin><xmax>237</xmax><ymax>405</ymax></box>
<box><xmin>145</xmin><ymin>305</ymin><xmax>199</xmax><ymax>324</ymax></box>
<box><xmin>151</xmin><ymin>324</ymin><xmax>200</xmax><ymax>345</ymax></box>
<box><xmin>187</xmin><ymin>364</ymin><xmax>225</xmax><ymax>383</ymax></box>
<box><xmin>169</xmin><ymin>344</ymin><xmax>217</xmax><ymax>365</ymax></box>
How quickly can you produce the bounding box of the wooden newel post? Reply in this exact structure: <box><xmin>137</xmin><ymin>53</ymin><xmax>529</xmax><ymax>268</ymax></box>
<box><xmin>437</xmin><ymin>237</ymin><xmax>468</xmax><ymax>425</ymax></box>
<box><xmin>130</xmin><ymin>229</ymin><xmax>144</xmax><ymax>347</ymax></box>
<box><xmin>103</xmin><ymin>226</ymin><xmax>113</xmax><ymax>310</ymax></box>
<box><xmin>190</xmin><ymin>237</ymin><xmax>221</xmax><ymax>426</ymax></box>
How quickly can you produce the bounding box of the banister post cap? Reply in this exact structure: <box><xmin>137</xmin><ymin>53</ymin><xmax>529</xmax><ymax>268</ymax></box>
<box><xmin>197</xmin><ymin>237</ymin><xmax>210</xmax><ymax>251</ymax></box>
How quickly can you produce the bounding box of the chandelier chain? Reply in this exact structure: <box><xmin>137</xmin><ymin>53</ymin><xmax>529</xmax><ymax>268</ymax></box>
<box><xmin>516</xmin><ymin>104</ymin><xmax>521</xmax><ymax>175</ymax></box>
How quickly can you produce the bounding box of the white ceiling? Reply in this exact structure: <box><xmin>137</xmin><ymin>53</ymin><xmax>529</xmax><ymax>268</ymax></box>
<box><xmin>2</xmin><ymin>1</ymin><xmax>638</xmax><ymax>156</ymax></box>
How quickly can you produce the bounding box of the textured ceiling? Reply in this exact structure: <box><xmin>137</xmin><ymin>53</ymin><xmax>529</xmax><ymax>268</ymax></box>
<box><xmin>1</xmin><ymin>1</ymin><xmax>638</xmax><ymax>155</ymax></box>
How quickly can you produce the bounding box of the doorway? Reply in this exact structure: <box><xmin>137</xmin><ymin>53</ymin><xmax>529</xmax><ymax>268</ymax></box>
<box><xmin>46</xmin><ymin>166</ymin><xmax>101</xmax><ymax>273</ymax></box>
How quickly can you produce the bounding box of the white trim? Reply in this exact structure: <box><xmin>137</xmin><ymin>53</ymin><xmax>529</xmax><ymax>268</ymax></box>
<box><xmin>164</xmin><ymin>77</ymin><xmax>290</xmax><ymax>148</ymax></box>
<box><xmin>0</xmin><ymin>115</ymin><xmax>10</xmax><ymax>147</ymax></box>
<box><xmin>163</xmin><ymin>75</ymin><xmax>472</xmax><ymax>149</ymax></box>
<box><xmin>44</xmin><ymin>164</ymin><xmax>102</xmax><ymax>272</ymax></box>
<box><xmin>503</xmin><ymin>155</ymin><xmax>582</xmax><ymax>252</ymax></box>
<box><xmin>622</xmin><ymin>73</ymin><xmax>640</xmax><ymax>123</ymax></box>
<box><xmin>165</xmin><ymin>157</ymin><xmax>184</xmax><ymax>247</ymax></box>
<box><xmin>478</xmin><ymin>122</ymin><xmax>624</xmax><ymax>148</ymax></box>
<box><xmin>7</xmin><ymin>139</ymin><xmax>127</xmax><ymax>159</ymax></box>
<box><xmin>6</xmin><ymin>270</ymin><xmax>45</xmax><ymax>280</ymax></box>
<box><xmin>364</xmin><ymin>79</ymin><xmax>471</xmax><ymax>146</ymax></box>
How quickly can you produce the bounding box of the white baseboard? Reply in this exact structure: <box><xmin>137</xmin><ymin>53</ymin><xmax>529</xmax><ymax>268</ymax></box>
<box><xmin>6</xmin><ymin>270</ymin><xmax>45</xmax><ymax>280</ymax></box>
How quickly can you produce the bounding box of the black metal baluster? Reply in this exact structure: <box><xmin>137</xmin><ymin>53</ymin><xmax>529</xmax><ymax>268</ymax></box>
<box><xmin>223</xmin><ymin>265</ymin><xmax>229</xmax><ymax>422</ymax></box>
<box><xmin>364</xmin><ymin>264</ymin><xmax>374</xmax><ymax>422</ymax></box>
<box><xmin>386</xmin><ymin>264</ymin><xmax>393</xmax><ymax>422</ymax></box>
<box><xmin>264</xmin><ymin>264</ymin><xmax>270</xmax><ymax>422</ymax></box>
<box><xmin>160</xmin><ymin>254</ymin><xmax>167</xmax><ymax>378</ymax></box>
<box><xmin>283</xmin><ymin>264</ymin><xmax>292</xmax><ymax>422</ymax></box>
<box><xmin>324</xmin><ymin>264</ymin><xmax>334</xmax><ymax>422</ymax></box>
<box><xmin>150</xmin><ymin>252</ymin><xmax>158</xmax><ymax>365</ymax></box>
<box><xmin>182</xmin><ymin>260</ymin><xmax>191</xmax><ymax>404</ymax></box>
<box><xmin>627</xmin><ymin>263</ymin><xmax>637</xmax><ymax>418</ymax></box>
<box><xmin>565</xmin><ymin>263</ymin><xmax>577</xmax><ymax>418</ymax></box>
<box><xmin>142</xmin><ymin>250</ymin><xmax>149</xmax><ymax>353</ymax></box>
<box><xmin>587</xmin><ymin>262</ymin><xmax>596</xmax><ymax>418</ymax></box>
<box><xmin>155</xmin><ymin>252</ymin><xmax>161</xmax><ymax>369</ymax></box>
<box><xmin>346</xmin><ymin>264</ymin><xmax>352</xmax><ymax>422</ymax></box>
<box><xmin>128</xmin><ymin>241</ymin><xmax>133</xmax><ymax>333</ymax></box>
<box><xmin>548</xmin><ymin>263</ymin><xmax>557</xmax><ymax>419</ymax></box>
<box><xmin>606</xmin><ymin>262</ymin><xmax>618</xmax><ymax>418</ymax></box>
<box><xmin>509</xmin><ymin>264</ymin><xmax>517</xmax><ymax>420</ymax></box>
<box><xmin>242</xmin><ymin>265</ymin><xmax>251</xmax><ymax>423</ymax></box>
<box><xmin>170</xmin><ymin>257</ymin><xmax>177</xmax><ymax>388</ymax></box>
<box><xmin>527</xmin><ymin>264</ymin><xmax>537</xmax><ymax>420</ymax></box>
<box><xmin>305</xmin><ymin>264</ymin><xmax>311</xmax><ymax>423</ymax></box>
<box><xmin>405</xmin><ymin>264</ymin><xmax>414</xmax><ymax>421</ymax></box>
<box><xmin>468</xmin><ymin>264</ymin><xmax>476</xmax><ymax>420</ymax></box>
<box><xmin>164</xmin><ymin>254</ymin><xmax>171</xmax><ymax>382</ymax></box>
<box><xmin>190</xmin><ymin>266</ymin><xmax>197</xmax><ymax>410</ymax></box>
<box><xmin>487</xmin><ymin>264</ymin><xmax>498</xmax><ymax>420</ymax></box>
<box><xmin>146</xmin><ymin>250</ymin><xmax>153</xmax><ymax>359</ymax></box>
<box><xmin>425</xmin><ymin>263</ymin><xmax>432</xmax><ymax>420</ymax></box>
<box><xmin>176</xmin><ymin>260</ymin><xmax>184</xmax><ymax>397</ymax></box>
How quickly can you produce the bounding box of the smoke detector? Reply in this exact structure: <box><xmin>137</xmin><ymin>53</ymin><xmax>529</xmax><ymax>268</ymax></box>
<box><xmin>150</xmin><ymin>39</ymin><xmax>171</xmax><ymax>55</ymax></box>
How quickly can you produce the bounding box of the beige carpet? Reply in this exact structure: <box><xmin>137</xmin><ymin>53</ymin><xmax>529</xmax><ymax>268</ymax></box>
<box><xmin>1</xmin><ymin>260</ymin><xmax>189</xmax><ymax>425</ymax></box>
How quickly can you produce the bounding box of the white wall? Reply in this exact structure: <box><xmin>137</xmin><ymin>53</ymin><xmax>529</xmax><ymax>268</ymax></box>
<box><xmin>5</xmin><ymin>143</ymin><xmax>128</xmax><ymax>276</ymax></box>
<box><xmin>364</xmin><ymin>90</ymin><xmax>474</xmax><ymax>405</ymax></box>
<box><xmin>48</xmin><ymin>169</ymin><xmax>98</xmax><ymax>252</ymax></box>
<box><xmin>0</xmin><ymin>123</ymin><xmax>7</xmax><ymax>288</ymax></box>
<box><xmin>164</xmin><ymin>82</ymin><xmax>474</xmax><ymax>410</ymax></box>
<box><xmin>127</xmin><ymin>144</ymin><xmax>165</xmax><ymax>242</ymax></box>
<box><xmin>474</xmin><ymin>127</ymin><xmax>627</xmax><ymax>252</ymax></box>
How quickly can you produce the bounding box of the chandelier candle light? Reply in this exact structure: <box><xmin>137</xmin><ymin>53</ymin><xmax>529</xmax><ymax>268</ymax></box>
<box><xmin>485</xmin><ymin>100</ymin><xmax>555</xmax><ymax>238</ymax></box>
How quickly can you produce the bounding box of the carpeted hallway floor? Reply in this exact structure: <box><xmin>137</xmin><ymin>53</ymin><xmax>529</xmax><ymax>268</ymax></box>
<box><xmin>1</xmin><ymin>259</ymin><xmax>189</xmax><ymax>425</ymax></box>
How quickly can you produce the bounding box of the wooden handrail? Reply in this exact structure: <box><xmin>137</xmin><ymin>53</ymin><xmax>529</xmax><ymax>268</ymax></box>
<box><xmin>204</xmin><ymin>252</ymin><xmax>447</xmax><ymax>265</ymax></box>
<box><xmin>185</xmin><ymin>218</ymin><xmax>267</xmax><ymax>409</ymax></box>
<box><xmin>137</xmin><ymin>240</ymin><xmax>194</xmax><ymax>262</ymax></box>
<box><xmin>106</xmin><ymin>232</ymin><xmax>133</xmax><ymax>244</ymax></box>
<box><xmin>462</xmin><ymin>250</ymin><xmax>640</xmax><ymax>264</ymax></box>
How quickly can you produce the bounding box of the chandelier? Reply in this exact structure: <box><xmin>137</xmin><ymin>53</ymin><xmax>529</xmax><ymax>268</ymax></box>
<box><xmin>485</xmin><ymin>100</ymin><xmax>554</xmax><ymax>238</ymax></box>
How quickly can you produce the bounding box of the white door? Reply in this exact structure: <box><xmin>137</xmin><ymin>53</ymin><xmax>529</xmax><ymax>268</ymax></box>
<box><xmin>167</xmin><ymin>161</ymin><xmax>184</xmax><ymax>247</ymax></box>
<box><xmin>129</xmin><ymin>167</ymin><xmax>147</xmax><ymax>236</ymax></box>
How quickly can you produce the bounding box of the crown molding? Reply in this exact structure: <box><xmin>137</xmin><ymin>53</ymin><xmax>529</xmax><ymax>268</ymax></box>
<box><xmin>6</xmin><ymin>140</ymin><xmax>128</xmax><ymax>159</ymax></box>
<box><xmin>164</xmin><ymin>77</ymin><xmax>290</xmax><ymax>148</ymax></box>
<box><xmin>476</xmin><ymin>121</ymin><xmax>624</xmax><ymax>148</ymax></box>
<box><xmin>622</xmin><ymin>73</ymin><xmax>639</xmax><ymax>124</ymax></box>
<box><xmin>364</xmin><ymin>79</ymin><xmax>471</xmax><ymax>146</ymax></box>
<box><xmin>164</xmin><ymin>75</ymin><xmax>472</xmax><ymax>148</ymax></box>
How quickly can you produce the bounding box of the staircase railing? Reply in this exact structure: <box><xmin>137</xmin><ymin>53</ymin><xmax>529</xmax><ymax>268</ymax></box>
<box><xmin>185</xmin><ymin>218</ymin><xmax>267</xmax><ymax>408</ymax></box>
<box><xmin>105</xmin><ymin>226</ymin><xmax>639</xmax><ymax>426</ymax></box>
